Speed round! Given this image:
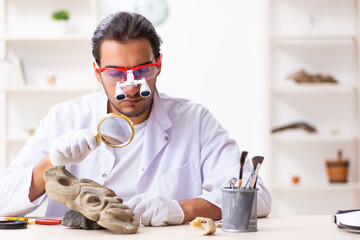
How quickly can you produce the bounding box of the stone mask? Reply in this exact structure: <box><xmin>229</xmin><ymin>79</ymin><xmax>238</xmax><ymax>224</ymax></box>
<box><xmin>44</xmin><ymin>166</ymin><xmax>138</xmax><ymax>234</ymax></box>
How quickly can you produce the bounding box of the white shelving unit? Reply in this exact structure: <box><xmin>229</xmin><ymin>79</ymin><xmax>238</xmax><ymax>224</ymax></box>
<box><xmin>0</xmin><ymin>0</ymin><xmax>102</xmax><ymax>172</ymax></box>
<box><xmin>266</xmin><ymin>0</ymin><xmax>360</xmax><ymax>215</ymax></box>
<box><xmin>0</xmin><ymin>0</ymin><xmax>142</xmax><ymax>217</ymax></box>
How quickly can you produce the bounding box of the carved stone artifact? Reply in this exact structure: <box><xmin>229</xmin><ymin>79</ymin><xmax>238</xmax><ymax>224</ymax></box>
<box><xmin>287</xmin><ymin>70</ymin><xmax>338</xmax><ymax>84</ymax></box>
<box><xmin>44</xmin><ymin>166</ymin><xmax>138</xmax><ymax>234</ymax></box>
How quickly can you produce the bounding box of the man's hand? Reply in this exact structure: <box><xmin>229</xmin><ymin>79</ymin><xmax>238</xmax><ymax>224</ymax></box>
<box><xmin>126</xmin><ymin>193</ymin><xmax>184</xmax><ymax>226</ymax></box>
<box><xmin>50</xmin><ymin>129</ymin><xmax>100</xmax><ymax>166</ymax></box>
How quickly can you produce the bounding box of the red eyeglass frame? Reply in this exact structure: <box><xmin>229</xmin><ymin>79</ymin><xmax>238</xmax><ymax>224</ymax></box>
<box><xmin>94</xmin><ymin>54</ymin><xmax>162</xmax><ymax>73</ymax></box>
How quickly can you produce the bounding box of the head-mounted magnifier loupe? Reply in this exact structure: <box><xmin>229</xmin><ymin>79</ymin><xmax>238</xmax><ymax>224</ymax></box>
<box><xmin>115</xmin><ymin>70</ymin><xmax>151</xmax><ymax>101</ymax></box>
<box><xmin>94</xmin><ymin>55</ymin><xmax>161</xmax><ymax>101</ymax></box>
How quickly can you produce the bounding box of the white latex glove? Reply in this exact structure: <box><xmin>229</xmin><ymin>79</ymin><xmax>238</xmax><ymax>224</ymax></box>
<box><xmin>50</xmin><ymin>129</ymin><xmax>100</xmax><ymax>166</ymax></box>
<box><xmin>126</xmin><ymin>193</ymin><xmax>185</xmax><ymax>226</ymax></box>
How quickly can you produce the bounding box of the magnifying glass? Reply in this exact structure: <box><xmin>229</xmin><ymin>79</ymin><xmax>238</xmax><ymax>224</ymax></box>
<box><xmin>95</xmin><ymin>113</ymin><xmax>134</xmax><ymax>148</ymax></box>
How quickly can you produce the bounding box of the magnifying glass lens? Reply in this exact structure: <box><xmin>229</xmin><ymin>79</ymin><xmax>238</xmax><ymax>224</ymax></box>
<box><xmin>97</xmin><ymin>113</ymin><xmax>134</xmax><ymax>148</ymax></box>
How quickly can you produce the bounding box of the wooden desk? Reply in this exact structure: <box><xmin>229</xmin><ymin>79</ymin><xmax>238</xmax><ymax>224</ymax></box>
<box><xmin>0</xmin><ymin>215</ymin><xmax>358</xmax><ymax>239</ymax></box>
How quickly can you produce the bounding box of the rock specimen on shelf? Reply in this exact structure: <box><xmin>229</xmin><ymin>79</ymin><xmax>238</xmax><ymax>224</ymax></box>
<box><xmin>287</xmin><ymin>70</ymin><xmax>338</xmax><ymax>84</ymax></box>
<box><xmin>271</xmin><ymin>122</ymin><xmax>317</xmax><ymax>134</ymax></box>
<box><xmin>44</xmin><ymin>166</ymin><xmax>138</xmax><ymax>234</ymax></box>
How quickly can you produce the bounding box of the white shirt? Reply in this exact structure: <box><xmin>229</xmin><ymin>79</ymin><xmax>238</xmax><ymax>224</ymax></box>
<box><xmin>0</xmin><ymin>89</ymin><xmax>271</xmax><ymax>217</ymax></box>
<box><xmin>106</xmin><ymin>120</ymin><xmax>147</xmax><ymax>202</ymax></box>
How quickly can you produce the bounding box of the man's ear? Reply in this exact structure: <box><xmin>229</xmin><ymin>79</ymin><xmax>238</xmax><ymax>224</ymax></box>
<box><xmin>93</xmin><ymin>61</ymin><xmax>102</xmax><ymax>84</ymax></box>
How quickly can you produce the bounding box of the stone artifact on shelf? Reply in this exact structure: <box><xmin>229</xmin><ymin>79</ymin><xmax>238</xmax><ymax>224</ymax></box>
<box><xmin>287</xmin><ymin>70</ymin><xmax>338</xmax><ymax>84</ymax></box>
<box><xmin>271</xmin><ymin>122</ymin><xmax>317</xmax><ymax>134</ymax></box>
<box><xmin>44</xmin><ymin>166</ymin><xmax>138</xmax><ymax>234</ymax></box>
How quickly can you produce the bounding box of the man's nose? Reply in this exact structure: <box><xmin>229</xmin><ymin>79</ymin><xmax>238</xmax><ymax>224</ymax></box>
<box><xmin>122</xmin><ymin>85</ymin><xmax>140</xmax><ymax>97</ymax></box>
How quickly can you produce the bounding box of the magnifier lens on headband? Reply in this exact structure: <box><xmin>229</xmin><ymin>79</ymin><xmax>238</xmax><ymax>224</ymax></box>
<box><xmin>115</xmin><ymin>81</ymin><xmax>126</xmax><ymax>101</ymax></box>
<box><xmin>140</xmin><ymin>80</ymin><xmax>151</xmax><ymax>97</ymax></box>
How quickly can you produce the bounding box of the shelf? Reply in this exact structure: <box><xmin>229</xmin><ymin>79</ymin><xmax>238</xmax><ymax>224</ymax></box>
<box><xmin>270</xmin><ymin>35</ymin><xmax>356</xmax><ymax>41</ymax></box>
<box><xmin>267</xmin><ymin>0</ymin><xmax>360</xmax><ymax>216</ymax></box>
<box><xmin>271</xmin><ymin>133</ymin><xmax>357</xmax><ymax>143</ymax></box>
<box><xmin>271</xmin><ymin>84</ymin><xmax>357</xmax><ymax>94</ymax></box>
<box><xmin>3</xmin><ymin>35</ymin><xmax>92</xmax><ymax>42</ymax></box>
<box><xmin>4</xmin><ymin>86</ymin><xmax>97</xmax><ymax>93</ymax></box>
<box><xmin>270</xmin><ymin>182</ymin><xmax>360</xmax><ymax>192</ymax></box>
<box><xmin>6</xmin><ymin>137</ymin><xmax>28</xmax><ymax>144</ymax></box>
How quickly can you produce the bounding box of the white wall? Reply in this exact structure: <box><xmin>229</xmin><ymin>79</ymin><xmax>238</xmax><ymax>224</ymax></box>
<box><xmin>99</xmin><ymin>0</ymin><xmax>266</xmax><ymax>159</ymax></box>
<box><xmin>11</xmin><ymin>0</ymin><xmax>267</xmax><ymax>217</ymax></box>
<box><xmin>4</xmin><ymin>0</ymin><xmax>267</xmax><ymax>175</ymax></box>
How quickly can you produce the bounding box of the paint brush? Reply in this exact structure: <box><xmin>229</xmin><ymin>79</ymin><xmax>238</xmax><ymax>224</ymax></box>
<box><xmin>250</xmin><ymin>156</ymin><xmax>264</xmax><ymax>189</ymax></box>
<box><xmin>238</xmin><ymin>151</ymin><xmax>248</xmax><ymax>188</ymax></box>
<box><xmin>242</xmin><ymin>156</ymin><xmax>261</xmax><ymax>189</ymax></box>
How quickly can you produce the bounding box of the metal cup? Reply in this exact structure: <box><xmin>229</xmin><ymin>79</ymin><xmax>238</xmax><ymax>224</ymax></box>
<box><xmin>221</xmin><ymin>187</ymin><xmax>258</xmax><ymax>232</ymax></box>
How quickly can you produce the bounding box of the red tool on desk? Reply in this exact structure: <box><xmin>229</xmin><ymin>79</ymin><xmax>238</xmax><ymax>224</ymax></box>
<box><xmin>29</xmin><ymin>219</ymin><xmax>61</xmax><ymax>225</ymax></box>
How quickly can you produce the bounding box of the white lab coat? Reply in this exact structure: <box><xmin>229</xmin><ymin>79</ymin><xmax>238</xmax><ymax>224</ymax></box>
<box><xmin>0</xmin><ymin>89</ymin><xmax>271</xmax><ymax>217</ymax></box>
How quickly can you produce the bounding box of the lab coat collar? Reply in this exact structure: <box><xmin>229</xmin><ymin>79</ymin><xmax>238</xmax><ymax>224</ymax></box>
<box><xmin>137</xmin><ymin>88</ymin><xmax>173</xmax><ymax>187</ymax></box>
<box><xmin>151</xmin><ymin>88</ymin><xmax>172</xmax><ymax>131</ymax></box>
<box><xmin>97</xmin><ymin>90</ymin><xmax>116</xmax><ymax>183</ymax></box>
<box><xmin>101</xmin><ymin>90</ymin><xmax>109</xmax><ymax>116</ymax></box>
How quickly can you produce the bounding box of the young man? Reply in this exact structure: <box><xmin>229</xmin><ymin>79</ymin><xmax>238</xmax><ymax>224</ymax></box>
<box><xmin>0</xmin><ymin>11</ymin><xmax>271</xmax><ymax>226</ymax></box>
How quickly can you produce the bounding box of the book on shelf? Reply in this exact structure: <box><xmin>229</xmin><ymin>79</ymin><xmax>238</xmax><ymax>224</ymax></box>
<box><xmin>0</xmin><ymin>57</ymin><xmax>27</xmax><ymax>87</ymax></box>
<box><xmin>12</xmin><ymin>57</ymin><xmax>27</xmax><ymax>86</ymax></box>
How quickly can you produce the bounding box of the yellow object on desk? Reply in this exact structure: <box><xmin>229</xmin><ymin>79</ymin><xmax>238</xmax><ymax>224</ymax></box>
<box><xmin>5</xmin><ymin>217</ymin><xmax>29</xmax><ymax>222</ymax></box>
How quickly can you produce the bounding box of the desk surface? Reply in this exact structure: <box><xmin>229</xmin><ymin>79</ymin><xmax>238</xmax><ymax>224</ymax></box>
<box><xmin>0</xmin><ymin>215</ymin><xmax>358</xmax><ymax>239</ymax></box>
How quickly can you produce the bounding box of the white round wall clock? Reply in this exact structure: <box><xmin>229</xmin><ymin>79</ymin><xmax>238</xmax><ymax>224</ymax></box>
<box><xmin>134</xmin><ymin>0</ymin><xmax>168</xmax><ymax>26</ymax></box>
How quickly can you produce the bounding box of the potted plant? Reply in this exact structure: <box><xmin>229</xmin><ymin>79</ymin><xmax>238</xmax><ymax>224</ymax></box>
<box><xmin>52</xmin><ymin>10</ymin><xmax>70</xmax><ymax>21</ymax></box>
<box><xmin>51</xmin><ymin>10</ymin><xmax>70</xmax><ymax>34</ymax></box>
<box><xmin>325</xmin><ymin>150</ymin><xmax>349</xmax><ymax>183</ymax></box>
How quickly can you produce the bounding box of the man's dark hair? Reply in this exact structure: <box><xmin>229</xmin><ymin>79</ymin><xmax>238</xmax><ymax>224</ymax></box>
<box><xmin>92</xmin><ymin>11</ymin><xmax>162</xmax><ymax>65</ymax></box>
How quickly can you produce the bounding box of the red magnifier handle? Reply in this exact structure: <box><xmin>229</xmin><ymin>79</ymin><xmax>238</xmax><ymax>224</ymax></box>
<box><xmin>35</xmin><ymin>219</ymin><xmax>61</xmax><ymax>225</ymax></box>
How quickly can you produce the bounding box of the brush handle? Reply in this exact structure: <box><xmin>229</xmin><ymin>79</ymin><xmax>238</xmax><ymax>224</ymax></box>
<box><xmin>243</xmin><ymin>173</ymin><xmax>253</xmax><ymax>189</ymax></box>
<box><xmin>250</xmin><ymin>163</ymin><xmax>261</xmax><ymax>189</ymax></box>
<box><xmin>238</xmin><ymin>179</ymin><xmax>242</xmax><ymax>189</ymax></box>
<box><xmin>238</xmin><ymin>151</ymin><xmax>248</xmax><ymax>188</ymax></box>
<box><xmin>238</xmin><ymin>166</ymin><xmax>244</xmax><ymax>188</ymax></box>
